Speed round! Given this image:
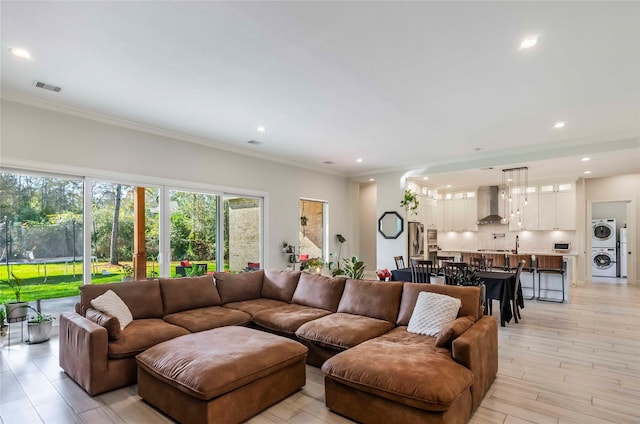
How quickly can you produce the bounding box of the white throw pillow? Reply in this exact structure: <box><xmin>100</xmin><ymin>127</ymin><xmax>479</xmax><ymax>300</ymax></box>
<box><xmin>90</xmin><ymin>290</ymin><xmax>133</xmax><ymax>330</ymax></box>
<box><xmin>407</xmin><ymin>292</ymin><xmax>461</xmax><ymax>337</ymax></box>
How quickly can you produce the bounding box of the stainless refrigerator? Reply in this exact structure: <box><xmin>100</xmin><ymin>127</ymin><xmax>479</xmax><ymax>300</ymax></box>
<box><xmin>408</xmin><ymin>222</ymin><xmax>424</xmax><ymax>261</ymax></box>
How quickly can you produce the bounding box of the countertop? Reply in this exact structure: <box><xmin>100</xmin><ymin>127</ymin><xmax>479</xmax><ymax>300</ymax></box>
<box><xmin>440</xmin><ymin>249</ymin><xmax>577</xmax><ymax>257</ymax></box>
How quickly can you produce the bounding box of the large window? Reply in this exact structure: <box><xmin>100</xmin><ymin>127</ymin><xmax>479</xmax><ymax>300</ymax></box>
<box><xmin>0</xmin><ymin>168</ymin><xmax>264</xmax><ymax>304</ymax></box>
<box><xmin>90</xmin><ymin>182</ymin><xmax>159</xmax><ymax>282</ymax></box>
<box><xmin>299</xmin><ymin>199</ymin><xmax>327</xmax><ymax>263</ymax></box>
<box><xmin>0</xmin><ymin>171</ymin><xmax>84</xmax><ymax>302</ymax></box>
<box><xmin>224</xmin><ymin>195</ymin><xmax>262</xmax><ymax>273</ymax></box>
<box><xmin>169</xmin><ymin>190</ymin><xmax>218</xmax><ymax>276</ymax></box>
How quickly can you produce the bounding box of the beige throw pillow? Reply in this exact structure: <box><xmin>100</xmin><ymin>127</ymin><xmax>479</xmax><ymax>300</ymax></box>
<box><xmin>90</xmin><ymin>290</ymin><xmax>133</xmax><ymax>330</ymax></box>
<box><xmin>407</xmin><ymin>291</ymin><xmax>461</xmax><ymax>337</ymax></box>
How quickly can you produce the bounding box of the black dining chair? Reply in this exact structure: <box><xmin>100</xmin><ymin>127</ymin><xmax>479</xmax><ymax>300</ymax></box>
<box><xmin>394</xmin><ymin>256</ymin><xmax>405</xmax><ymax>269</ymax></box>
<box><xmin>512</xmin><ymin>260</ymin><xmax>525</xmax><ymax>323</ymax></box>
<box><xmin>410</xmin><ymin>259</ymin><xmax>432</xmax><ymax>283</ymax></box>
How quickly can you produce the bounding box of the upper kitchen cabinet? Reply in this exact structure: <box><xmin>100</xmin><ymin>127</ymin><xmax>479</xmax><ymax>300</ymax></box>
<box><xmin>441</xmin><ymin>190</ymin><xmax>477</xmax><ymax>232</ymax></box>
<box><xmin>419</xmin><ymin>196</ymin><xmax>438</xmax><ymax>228</ymax></box>
<box><xmin>508</xmin><ymin>186</ymin><xmax>538</xmax><ymax>231</ymax></box>
<box><xmin>538</xmin><ymin>182</ymin><xmax>576</xmax><ymax>230</ymax></box>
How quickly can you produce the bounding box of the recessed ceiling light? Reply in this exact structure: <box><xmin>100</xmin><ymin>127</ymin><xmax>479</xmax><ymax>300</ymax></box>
<box><xmin>423</xmin><ymin>177</ymin><xmax>429</xmax><ymax>180</ymax></box>
<box><xmin>507</xmin><ymin>178</ymin><xmax>513</xmax><ymax>182</ymax></box>
<box><xmin>369</xmin><ymin>178</ymin><xmax>375</xmax><ymax>182</ymax></box>
<box><xmin>581</xmin><ymin>157</ymin><xmax>590</xmax><ymax>162</ymax></box>
<box><xmin>554</xmin><ymin>121</ymin><xmax>566</xmax><ymax>128</ymax></box>
<box><xmin>10</xmin><ymin>47</ymin><xmax>31</xmax><ymax>59</ymax></box>
<box><xmin>519</xmin><ymin>36</ymin><xmax>538</xmax><ymax>50</ymax></box>
<box><xmin>584</xmin><ymin>171</ymin><xmax>592</xmax><ymax>174</ymax></box>
<box><xmin>256</xmin><ymin>126</ymin><xmax>266</xmax><ymax>133</ymax></box>
<box><xmin>446</xmin><ymin>184</ymin><xmax>452</xmax><ymax>188</ymax></box>
<box><xmin>356</xmin><ymin>158</ymin><xmax>363</xmax><ymax>163</ymax></box>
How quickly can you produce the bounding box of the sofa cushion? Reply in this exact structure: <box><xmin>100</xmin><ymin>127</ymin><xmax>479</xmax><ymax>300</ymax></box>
<box><xmin>295</xmin><ymin>313</ymin><xmax>395</xmax><ymax>350</ymax></box>
<box><xmin>86</xmin><ymin>308</ymin><xmax>121</xmax><ymax>340</ymax></box>
<box><xmin>337</xmin><ymin>279</ymin><xmax>403</xmax><ymax>323</ymax></box>
<box><xmin>90</xmin><ymin>290</ymin><xmax>133</xmax><ymax>330</ymax></box>
<box><xmin>163</xmin><ymin>306</ymin><xmax>250</xmax><ymax>332</ymax></box>
<box><xmin>79</xmin><ymin>280</ymin><xmax>164</xmax><ymax>319</ymax></box>
<box><xmin>435</xmin><ymin>316</ymin><xmax>475</xmax><ymax>348</ymax></box>
<box><xmin>159</xmin><ymin>275</ymin><xmax>221</xmax><ymax>315</ymax></box>
<box><xmin>253</xmin><ymin>304</ymin><xmax>333</xmax><ymax>335</ymax></box>
<box><xmin>214</xmin><ymin>270</ymin><xmax>264</xmax><ymax>304</ymax></box>
<box><xmin>108</xmin><ymin>319</ymin><xmax>190</xmax><ymax>359</ymax></box>
<box><xmin>397</xmin><ymin>283</ymin><xmax>482</xmax><ymax>326</ymax></box>
<box><xmin>321</xmin><ymin>327</ymin><xmax>474</xmax><ymax>412</ymax></box>
<box><xmin>261</xmin><ymin>270</ymin><xmax>300</xmax><ymax>302</ymax></box>
<box><xmin>291</xmin><ymin>274</ymin><xmax>346</xmax><ymax>312</ymax></box>
<box><xmin>222</xmin><ymin>298</ymin><xmax>288</xmax><ymax>317</ymax></box>
<box><xmin>407</xmin><ymin>292</ymin><xmax>461</xmax><ymax>337</ymax></box>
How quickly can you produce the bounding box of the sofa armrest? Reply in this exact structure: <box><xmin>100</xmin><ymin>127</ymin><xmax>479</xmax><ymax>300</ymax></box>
<box><xmin>59</xmin><ymin>312</ymin><xmax>109</xmax><ymax>396</ymax></box>
<box><xmin>451</xmin><ymin>316</ymin><xmax>498</xmax><ymax>411</ymax></box>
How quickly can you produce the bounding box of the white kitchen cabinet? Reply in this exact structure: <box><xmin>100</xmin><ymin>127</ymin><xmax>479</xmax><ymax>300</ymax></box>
<box><xmin>420</xmin><ymin>196</ymin><xmax>438</xmax><ymax>228</ymax></box>
<box><xmin>442</xmin><ymin>194</ymin><xmax>454</xmax><ymax>232</ymax></box>
<box><xmin>451</xmin><ymin>191</ymin><xmax>477</xmax><ymax>231</ymax></box>
<box><xmin>436</xmin><ymin>200</ymin><xmax>445</xmax><ymax>232</ymax></box>
<box><xmin>509</xmin><ymin>187</ymin><xmax>538</xmax><ymax>231</ymax></box>
<box><xmin>538</xmin><ymin>182</ymin><xmax>576</xmax><ymax>230</ymax></box>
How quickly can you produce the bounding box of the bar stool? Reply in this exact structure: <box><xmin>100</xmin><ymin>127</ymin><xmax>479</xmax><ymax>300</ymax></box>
<box><xmin>536</xmin><ymin>255</ymin><xmax>565</xmax><ymax>303</ymax></box>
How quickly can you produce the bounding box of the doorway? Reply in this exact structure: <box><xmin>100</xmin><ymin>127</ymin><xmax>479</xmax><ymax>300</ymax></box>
<box><xmin>299</xmin><ymin>199</ymin><xmax>327</xmax><ymax>263</ymax></box>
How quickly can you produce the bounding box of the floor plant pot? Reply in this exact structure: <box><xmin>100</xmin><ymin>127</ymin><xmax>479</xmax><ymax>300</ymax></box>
<box><xmin>5</xmin><ymin>302</ymin><xmax>28</xmax><ymax>323</ymax></box>
<box><xmin>28</xmin><ymin>320</ymin><xmax>53</xmax><ymax>344</ymax></box>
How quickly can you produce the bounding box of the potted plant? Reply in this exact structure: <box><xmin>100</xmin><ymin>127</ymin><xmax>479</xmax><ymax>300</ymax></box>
<box><xmin>25</xmin><ymin>305</ymin><xmax>54</xmax><ymax>344</ymax></box>
<box><xmin>121</xmin><ymin>264</ymin><xmax>134</xmax><ymax>282</ymax></box>
<box><xmin>0</xmin><ymin>307</ymin><xmax>7</xmax><ymax>337</ymax></box>
<box><xmin>328</xmin><ymin>234</ymin><xmax>346</xmax><ymax>275</ymax></box>
<box><xmin>334</xmin><ymin>256</ymin><xmax>366</xmax><ymax>279</ymax></box>
<box><xmin>306</xmin><ymin>257</ymin><xmax>324</xmax><ymax>274</ymax></box>
<box><xmin>452</xmin><ymin>268</ymin><xmax>486</xmax><ymax>307</ymax></box>
<box><xmin>1</xmin><ymin>273</ymin><xmax>28</xmax><ymax>323</ymax></box>
<box><xmin>400</xmin><ymin>189</ymin><xmax>420</xmax><ymax>215</ymax></box>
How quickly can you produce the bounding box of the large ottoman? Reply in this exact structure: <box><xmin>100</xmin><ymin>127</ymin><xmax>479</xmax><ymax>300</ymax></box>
<box><xmin>136</xmin><ymin>326</ymin><xmax>308</xmax><ymax>424</ymax></box>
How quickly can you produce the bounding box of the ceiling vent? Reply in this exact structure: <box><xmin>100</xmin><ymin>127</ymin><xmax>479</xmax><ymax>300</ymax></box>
<box><xmin>33</xmin><ymin>80</ymin><xmax>62</xmax><ymax>92</ymax></box>
<box><xmin>247</xmin><ymin>140</ymin><xmax>262</xmax><ymax>145</ymax></box>
<box><xmin>323</xmin><ymin>161</ymin><xmax>334</xmax><ymax>165</ymax></box>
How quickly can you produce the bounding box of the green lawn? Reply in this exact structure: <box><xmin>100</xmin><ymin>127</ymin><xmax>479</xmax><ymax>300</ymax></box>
<box><xmin>0</xmin><ymin>261</ymin><xmax>219</xmax><ymax>303</ymax></box>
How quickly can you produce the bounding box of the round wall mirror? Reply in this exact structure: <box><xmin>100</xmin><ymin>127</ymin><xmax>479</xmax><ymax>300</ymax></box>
<box><xmin>378</xmin><ymin>211</ymin><xmax>404</xmax><ymax>239</ymax></box>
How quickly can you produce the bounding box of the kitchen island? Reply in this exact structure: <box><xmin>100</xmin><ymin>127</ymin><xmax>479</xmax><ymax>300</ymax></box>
<box><xmin>436</xmin><ymin>250</ymin><xmax>573</xmax><ymax>302</ymax></box>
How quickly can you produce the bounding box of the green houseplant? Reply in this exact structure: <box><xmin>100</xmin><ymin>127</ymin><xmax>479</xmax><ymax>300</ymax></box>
<box><xmin>400</xmin><ymin>189</ymin><xmax>419</xmax><ymax>215</ymax></box>
<box><xmin>1</xmin><ymin>272</ymin><xmax>28</xmax><ymax>323</ymax></box>
<box><xmin>335</xmin><ymin>256</ymin><xmax>366</xmax><ymax>279</ymax></box>
<box><xmin>328</xmin><ymin>234</ymin><xmax>346</xmax><ymax>275</ymax></box>
<box><xmin>25</xmin><ymin>305</ymin><xmax>54</xmax><ymax>344</ymax></box>
<box><xmin>0</xmin><ymin>307</ymin><xmax>7</xmax><ymax>337</ymax></box>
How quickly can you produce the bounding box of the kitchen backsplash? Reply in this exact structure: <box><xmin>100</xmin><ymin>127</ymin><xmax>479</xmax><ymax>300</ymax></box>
<box><xmin>437</xmin><ymin>224</ymin><xmax>576</xmax><ymax>253</ymax></box>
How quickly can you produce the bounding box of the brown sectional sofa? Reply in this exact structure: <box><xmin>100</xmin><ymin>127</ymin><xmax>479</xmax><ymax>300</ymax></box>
<box><xmin>60</xmin><ymin>270</ymin><xmax>497</xmax><ymax>423</ymax></box>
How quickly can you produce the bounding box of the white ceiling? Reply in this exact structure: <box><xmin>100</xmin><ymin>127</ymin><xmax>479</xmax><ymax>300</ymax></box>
<box><xmin>1</xmin><ymin>1</ymin><xmax>639</xmax><ymax>187</ymax></box>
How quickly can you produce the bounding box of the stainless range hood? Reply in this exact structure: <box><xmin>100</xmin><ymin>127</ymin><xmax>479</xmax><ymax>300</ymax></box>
<box><xmin>476</xmin><ymin>186</ymin><xmax>506</xmax><ymax>225</ymax></box>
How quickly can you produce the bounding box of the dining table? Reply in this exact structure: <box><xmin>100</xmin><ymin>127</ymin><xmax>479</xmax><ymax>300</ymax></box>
<box><xmin>476</xmin><ymin>270</ymin><xmax>524</xmax><ymax>327</ymax></box>
<box><xmin>391</xmin><ymin>267</ymin><xmax>428</xmax><ymax>283</ymax></box>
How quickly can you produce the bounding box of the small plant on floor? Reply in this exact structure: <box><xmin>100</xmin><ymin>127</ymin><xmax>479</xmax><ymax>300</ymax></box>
<box><xmin>186</xmin><ymin>266</ymin><xmax>206</xmax><ymax>277</ymax></box>
<box><xmin>328</xmin><ymin>234</ymin><xmax>347</xmax><ymax>275</ymax></box>
<box><xmin>25</xmin><ymin>305</ymin><xmax>55</xmax><ymax>324</ymax></box>
<box><xmin>1</xmin><ymin>272</ymin><xmax>24</xmax><ymax>303</ymax></box>
<box><xmin>337</xmin><ymin>256</ymin><xmax>366</xmax><ymax>280</ymax></box>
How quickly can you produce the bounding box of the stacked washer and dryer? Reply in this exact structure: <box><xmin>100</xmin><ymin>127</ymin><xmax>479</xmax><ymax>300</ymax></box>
<box><xmin>592</xmin><ymin>218</ymin><xmax>617</xmax><ymax>278</ymax></box>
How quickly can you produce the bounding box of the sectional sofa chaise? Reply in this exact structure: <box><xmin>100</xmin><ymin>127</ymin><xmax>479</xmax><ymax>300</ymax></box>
<box><xmin>59</xmin><ymin>270</ymin><xmax>498</xmax><ymax>423</ymax></box>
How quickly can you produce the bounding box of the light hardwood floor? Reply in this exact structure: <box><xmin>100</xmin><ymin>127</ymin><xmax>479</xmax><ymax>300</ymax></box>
<box><xmin>1</xmin><ymin>282</ymin><xmax>639</xmax><ymax>424</ymax></box>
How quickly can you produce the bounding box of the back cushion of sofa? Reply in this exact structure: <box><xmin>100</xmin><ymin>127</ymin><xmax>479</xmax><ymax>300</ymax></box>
<box><xmin>215</xmin><ymin>270</ymin><xmax>264</xmax><ymax>304</ymax></box>
<box><xmin>159</xmin><ymin>275</ymin><xmax>222</xmax><ymax>315</ymax></box>
<box><xmin>79</xmin><ymin>280</ymin><xmax>164</xmax><ymax>319</ymax></box>
<box><xmin>261</xmin><ymin>270</ymin><xmax>301</xmax><ymax>302</ymax></box>
<box><xmin>337</xmin><ymin>279</ymin><xmax>403</xmax><ymax>323</ymax></box>
<box><xmin>291</xmin><ymin>274</ymin><xmax>346</xmax><ymax>312</ymax></box>
<box><xmin>396</xmin><ymin>283</ymin><xmax>482</xmax><ymax>326</ymax></box>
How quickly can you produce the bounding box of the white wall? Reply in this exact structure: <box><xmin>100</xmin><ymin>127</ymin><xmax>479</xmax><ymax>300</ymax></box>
<box><xmin>358</xmin><ymin>182</ymin><xmax>377</xmax><ymax>271</ymax></box>
<box><xmin>0</xmin><ymin>99</ymin><xmax>352</xmax><ymax>270</ymax></box>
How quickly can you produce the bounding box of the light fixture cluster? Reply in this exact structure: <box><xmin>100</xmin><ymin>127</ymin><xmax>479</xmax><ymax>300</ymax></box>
<box><xmin>501</xmin><ymin>166</ymin><xmax>529</xmax><ymax>227</ymax></box>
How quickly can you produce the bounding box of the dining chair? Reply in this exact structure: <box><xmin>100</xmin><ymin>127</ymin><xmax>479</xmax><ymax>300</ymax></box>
<box><xmin>470</xmin><ymin>257</ymin><xmax>485</xmax><ymax>271</ymax></box>
<box><xmin>394</xmin><ymin>256</ymin><xmax>405</xmax><ymax>269</ymax></box>
<box><xmin>509</xmin><ymin>254</ymin><xmax>535</xmax><ymax>299</ymax></box>
<box><xmin>512</xmin><ymin>260</ymin><xmax>525</xmax><ymax>323</ymax></box>
<box><xmin>441</xmin><ymin>261</ymin><xmax>460</xmax><ymax>285</ymax></box>
<box><xmin>410</xmin><ymin>260</ymin><xmax>432</xmax><ymax>283</ymax></box>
